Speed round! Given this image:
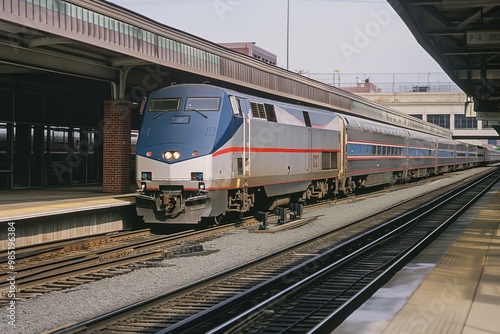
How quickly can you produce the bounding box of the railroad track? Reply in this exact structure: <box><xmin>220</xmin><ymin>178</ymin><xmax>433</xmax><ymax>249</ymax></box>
<box><xmin>0</xmin><ymin>169</ymin><xmax>467</xmax><ymax>305</ymax></box>
<box><xmin>0</xmin><ymin>224</ymin><xmax>240</xmax><ymax>305</ymax></box>
<box><xmin>209</xmin><ymin>169</ymin><xmax>500</xmax><ymax>333</ymax></box>
<box><xmin>0</xmin><ymin>228</ymin><xmax>150</xmax><ymax>261</ymax></box>
<box><xmin>47</xmin><ymin>168</ymin><xmax>499</xmax><ymax>334</ymax></box>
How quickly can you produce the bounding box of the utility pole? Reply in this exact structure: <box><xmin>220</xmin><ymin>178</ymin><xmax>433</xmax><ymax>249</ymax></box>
<box><xmin>286</xmin><ymin>0</ymin><xmax>290</xmax><ymax>70</ymax></box>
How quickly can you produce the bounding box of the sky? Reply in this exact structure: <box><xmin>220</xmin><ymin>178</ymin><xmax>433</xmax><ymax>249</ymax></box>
<box><xmin>106</xmin><ymin>0</ymin><xmax>452</xmax><ymax>86</ymax></box>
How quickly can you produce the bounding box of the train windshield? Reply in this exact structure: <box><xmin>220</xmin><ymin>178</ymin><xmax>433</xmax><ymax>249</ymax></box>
<box><xmin>149</xmin><ymin>98</ymin><xmax>180</xmax><ymax>112</ymax></box>
<box><xmin>185</xmin><ymin>97</ymin><xmax>220</xmax><ymax>111</ymax></box>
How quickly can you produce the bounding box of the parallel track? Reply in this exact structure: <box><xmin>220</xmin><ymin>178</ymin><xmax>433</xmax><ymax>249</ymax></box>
<box><xmin>48</xmin><ymin>168</ymin><xmax>499</xmax><ymax>334</ymax></box>
<box><xmin>0</xmin><ymin>224</ymin><xmax>239</xmax><ymax>304</ymax></box>
<box><xmin>0</xmin><ymin>169</ymin><xmax>469</xmax><ymax>304</ymax></box>
<box><xmin>209</xmin><ymin>169</ymin><xmax>500</xmax><ymax>333</ymax></box>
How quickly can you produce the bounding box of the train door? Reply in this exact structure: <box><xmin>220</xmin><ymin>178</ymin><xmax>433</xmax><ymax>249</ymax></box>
<box><xmin>336</xmin><ymin>116</ymin><xmax>348</xmax><ymax>182</ymax></box>
<box><xmin>307</xmin><ymin>129</ymin><xmax>312</xmax><ymax>173</ymax></box>
<box><xmin>404</xmin><ymin>131</ymin><xmax>410</xmax><ymax>180</ymax></box>
<box><xmin>229</xmin><ymin>96</ymin><xmax>250</xmax><ymax>177</ymax></box>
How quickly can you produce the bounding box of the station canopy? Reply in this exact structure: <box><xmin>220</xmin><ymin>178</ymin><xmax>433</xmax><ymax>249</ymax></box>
<box><xmin>389</xmin><ymin>1</ymin><xmax>500</xmax><ymax>134</ymax></box>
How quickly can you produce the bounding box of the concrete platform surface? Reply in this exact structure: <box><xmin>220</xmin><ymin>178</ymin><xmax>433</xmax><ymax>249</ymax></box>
<box><xmin>0</xmin><ymin>185</ymin><xmax>136</xmax><ymax>222</ymax></box>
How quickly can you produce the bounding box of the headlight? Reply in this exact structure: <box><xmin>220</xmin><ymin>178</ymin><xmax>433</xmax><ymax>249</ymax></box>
<box><xmin>163</xmin><ymin>151</ymin><xmax>181</xmax><ymax>160</ymax></box>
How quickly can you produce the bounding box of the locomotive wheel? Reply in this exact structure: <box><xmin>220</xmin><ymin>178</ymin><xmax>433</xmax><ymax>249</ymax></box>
<box><xmin>200</xmin><ymin>214</ymin><xmax>223</xmax><ymax>226</ymax></box>
<box><xmin>213</xmin><ymin>214</ymin><xmax>223</xmax><ymax>225</ymax></box>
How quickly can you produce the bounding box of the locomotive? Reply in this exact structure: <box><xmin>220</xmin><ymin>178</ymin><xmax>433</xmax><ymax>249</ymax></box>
<box><xmin>135</xmin><ymin>84</ymin><xmax>500</xmax><ymax>224</ymax></box>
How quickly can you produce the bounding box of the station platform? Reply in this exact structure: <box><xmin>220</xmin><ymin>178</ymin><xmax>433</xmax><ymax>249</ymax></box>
<box><xmin>0</xmin><ymin>185</ymin><xmax>137</xmax><ymax>222</ymax></box>
<box><xmin>0</xmin><ymin>185</ymin><xmax>138</xmax><ymax>250</ymax></box>
<box><xmin>335</xmin><ymin>183</ymin><xmax>500</xmax><ymax>334</ymax></box>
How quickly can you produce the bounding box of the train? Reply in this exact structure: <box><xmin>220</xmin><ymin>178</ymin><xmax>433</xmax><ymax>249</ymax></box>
<box><xmin>135</xmin><ymin>84</ymin><xmax>500</xmax><ymax>224</ymax></box>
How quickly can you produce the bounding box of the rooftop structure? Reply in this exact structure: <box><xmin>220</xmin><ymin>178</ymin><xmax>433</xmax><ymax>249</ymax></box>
<box><xmin>219</xmin><ymin>42</ymin><xmax>277</xmax><ymax>66</ymax></box>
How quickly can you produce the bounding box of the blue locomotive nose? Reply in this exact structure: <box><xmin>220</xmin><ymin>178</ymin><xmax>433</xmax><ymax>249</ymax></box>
<box><xmin>137</xmin><ymin>85</ymin><xmax>239</xmax><ymax>164</ymax></box>
<box><xmin>137</xmin><ymin>88</ymin><xmax>228</xmax><ymax>163</ymax></box>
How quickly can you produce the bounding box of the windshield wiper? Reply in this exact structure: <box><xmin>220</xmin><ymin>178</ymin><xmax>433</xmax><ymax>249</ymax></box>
<box><xmin>185</xmin><ymin>107</ymin><xmax>208</xmax><ymax>119</ymax></box>
<box><xmin>152</xmin><ymin>109</ymin><xmax>175</xmax><ymax>119</ymax></box>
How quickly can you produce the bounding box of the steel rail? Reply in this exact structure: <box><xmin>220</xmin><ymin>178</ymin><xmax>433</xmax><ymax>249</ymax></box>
<box><xmin>46</xmin><ymin>168</ymin><xmax>498</xmax><ymax>334</ymax></box>
<box><xmin>0</xmin><ymin>224</ymin><xmax>238</xmax><ymax>300</ymax></box>
<box><xmin>309</xmin><ymin>170</ymin><xmax>500</xmax><ymax>333</ymax></box>
<box><xmin>0</xmin><ymin>229</ymin><xmax>150</xmax><ymax>262</ymax></box>
<box><xmin>202</xmin><ymin>169</ymin><xmax>500</xmax><ymax>333</ymax></box>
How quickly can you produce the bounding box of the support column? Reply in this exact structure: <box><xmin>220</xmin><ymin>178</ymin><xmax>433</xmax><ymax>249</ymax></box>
<box><xmin>103</xmin><ymin>100</ymin><xmax>131</xmax><ymax>193</ymax></box>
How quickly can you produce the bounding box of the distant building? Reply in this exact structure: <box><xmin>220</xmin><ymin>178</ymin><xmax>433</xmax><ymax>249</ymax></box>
<box><xmin>343</xmin><ymin>78</ymin><xmax>381</xmax><ymax>93</ymax></box>
<box><xmin>219</xmin><ymin>42</ymin><xmax>277</xmax><ymax>66</ymax></box>
<box><xmin>355</xmin><ymin>90</ymin><xmax>498</xmax><ymax>146</ymax></box>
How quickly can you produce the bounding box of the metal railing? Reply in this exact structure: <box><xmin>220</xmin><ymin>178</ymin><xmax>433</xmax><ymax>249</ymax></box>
<box><xmin>302</xmin><ymin>72</ymin><xmax>461</xmax><ymax>93</ymax></box>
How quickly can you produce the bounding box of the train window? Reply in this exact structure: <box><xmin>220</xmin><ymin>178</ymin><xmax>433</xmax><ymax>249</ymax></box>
<box><xmin>229</xmin><ymin>96</ymin><xmax>244</xmax><ymax>117</ymax></box>
<box><xmin>372</xmin><ymin>146</ymin><xmax>377</xmax><ymax>155</ymax></box>
<box><xmin>348</xmin><ymin>143</ymin><xmax>362</xmax><ymax>155</ymax></box>
<box><xmin>321</xmin><ymin>152</ymin><xmax>338</xmax><ymax>170</ymax></box>
<box><xmin>303</xmin><ymin>111</ymin><xmax>312</xmax><ymax>127</ymax></box>
<box><xmin>331</xmin><ymin>152</ymin><xmax>338</xmax><ymax>168</ymax></box>
<box><xmin>149</xmin><ymin>98</ymin><xmax>180</xmax><ymax>112</ymax></box>
<box><xmin>265</xmin><ymin>104</ymin><xmax>277</xmax><ymax>122</ymax></box>
<box><xmin>185</xmin><ymin>97</ymin><xmax>220</xmax><ymax>111</ymax></box>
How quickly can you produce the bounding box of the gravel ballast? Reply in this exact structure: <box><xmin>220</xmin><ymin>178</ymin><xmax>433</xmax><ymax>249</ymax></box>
<box><xmin>1</xmin><ymin>168</ymin><xmax>491</xmax><ymax>334</ymax></box>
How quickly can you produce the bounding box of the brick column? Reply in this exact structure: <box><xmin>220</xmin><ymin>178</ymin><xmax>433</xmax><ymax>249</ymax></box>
<box><xmin>102</xmin><ymin>100</ymin><xmax>131</xmax><ymax>193</ymax></box>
